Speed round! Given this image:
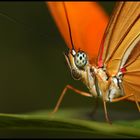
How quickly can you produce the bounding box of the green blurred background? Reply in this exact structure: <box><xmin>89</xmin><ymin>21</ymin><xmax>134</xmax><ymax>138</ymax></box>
<box><xmin>0</xmin><ymin>1</ymin><xmax>135</xmax><ymax>116</ymax></box>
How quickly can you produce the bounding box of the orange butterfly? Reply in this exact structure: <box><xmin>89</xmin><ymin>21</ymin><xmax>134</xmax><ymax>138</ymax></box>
<box><xmin>47</xmin><ymin>2</ymin><xmax>140</xmax><ymax>123</ymax></box>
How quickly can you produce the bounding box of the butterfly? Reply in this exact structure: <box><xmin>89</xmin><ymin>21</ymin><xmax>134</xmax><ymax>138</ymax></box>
<box><xmin>47</xmin><ymin>1</ymin><xmax>140</xmax><ymax>123</ymax></box>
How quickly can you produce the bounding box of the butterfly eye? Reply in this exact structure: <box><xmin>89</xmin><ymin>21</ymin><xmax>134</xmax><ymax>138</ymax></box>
<box><xmin>74</xmin><ymin>51</ymin><xmax>87</xmax><ymax>69</ymax></box>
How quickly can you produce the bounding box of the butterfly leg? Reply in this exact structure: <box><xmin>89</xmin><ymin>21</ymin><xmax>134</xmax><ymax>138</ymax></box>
<box><xmin>94</xmin><ymin>73</ymin><xmax>112</xmax><ymax>124</ymax></box>
<box><xmin>111</xmin><ymin>93</ymin><xmax>140</xmax><ymax>112</ymax></box>
<box><xmin>52</xmin><ymin>85</ymin><xmax>92</xmax><ymax>113</ymax></box>
<box><xmin>103</xmin><ymin>98</ymin><xmax>112</xmax><ymax>124</ymax></box>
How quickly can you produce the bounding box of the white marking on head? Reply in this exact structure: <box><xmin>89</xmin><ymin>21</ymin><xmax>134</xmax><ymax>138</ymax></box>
<box><xmin>72</xmin><ymin>49</ymin><xmax>76</xmax><ymax>56</ymax></box>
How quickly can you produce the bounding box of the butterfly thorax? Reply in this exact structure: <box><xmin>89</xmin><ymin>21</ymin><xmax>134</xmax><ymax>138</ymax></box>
<box><xmin>65</xmin><ymin>49</ymin><xmax>124</xmax><ymax>102</ymax></box>
<box><xmin>93</xmin><ymin>66</ymin><xmax>124</xmax><ymax>101</ymax></box>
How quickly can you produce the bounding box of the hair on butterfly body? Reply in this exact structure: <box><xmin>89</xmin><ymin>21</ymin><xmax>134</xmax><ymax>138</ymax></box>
<box><xmin>48</xmin><ymin>1</ymin><xmax>140</xmax><ymax>124</ymax></box>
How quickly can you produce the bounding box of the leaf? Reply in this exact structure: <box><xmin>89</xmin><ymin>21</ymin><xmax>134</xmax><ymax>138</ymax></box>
<box><xmin>0</xmin><ymin>108</ymin><xmax>140</xmax><ymax>138</ymax></box>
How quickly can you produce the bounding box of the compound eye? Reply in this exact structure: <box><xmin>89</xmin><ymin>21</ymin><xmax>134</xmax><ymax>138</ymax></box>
<box><xmin>74</xmin><ymin>51</ymin><xmax>87</xmax><ymax>69</ymax></box>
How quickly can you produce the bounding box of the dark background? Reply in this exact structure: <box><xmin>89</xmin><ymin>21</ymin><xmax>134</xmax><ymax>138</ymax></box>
<box><xmin>0</xmin><ymin>1</ymin><xmax>130</xmax><ymax>115</ymax></box>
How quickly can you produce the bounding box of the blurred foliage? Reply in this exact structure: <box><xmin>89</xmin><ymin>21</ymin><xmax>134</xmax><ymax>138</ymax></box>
<box><xmin>0</xmin><ymin>108</ymin><xmax>140</xmax><ymax>138</ymax></box>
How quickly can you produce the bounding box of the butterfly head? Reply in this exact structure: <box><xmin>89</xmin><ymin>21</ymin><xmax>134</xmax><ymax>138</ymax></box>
<box><xmin>74</xmin><ymin>50</ymin><xmax>88</xmax><ymax>69</ymax></box>
<box><xmin>64</xmin><ymin>49</ymin><xmax>89</xmax><ymax>80</ymax></box>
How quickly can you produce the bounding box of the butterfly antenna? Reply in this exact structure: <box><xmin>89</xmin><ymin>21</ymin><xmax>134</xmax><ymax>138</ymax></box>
<box><xmin>63</xmin><ymin>2</ymin><xmax>75</xmax><ymax>51</ymax></box>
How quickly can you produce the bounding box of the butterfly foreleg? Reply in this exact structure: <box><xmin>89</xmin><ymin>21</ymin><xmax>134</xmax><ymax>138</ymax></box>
<box><xmin>52</xmin><ymin>85</ymin><xmax>92</xmax><ymax>114</ymax></box>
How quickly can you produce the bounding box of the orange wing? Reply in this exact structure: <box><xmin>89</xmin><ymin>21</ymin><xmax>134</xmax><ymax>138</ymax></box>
<box><xmin>97</xmin><ymin>2</ymin><xmax>140</xmax><ymax>101</ymax></box>
<box><xmin>98</xmin><ymin>2</ymin><xmax>140</xmax><ymax>75</ymax></box>
<box><xmin>123</xmin><ymin>41</ymin><xmax>140</xmax><ymax>101</ymax></box>
<box><xmin>47</xmin><ymin>2</ymin><xmax>108</xmax><ymax>64</ymax></box>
